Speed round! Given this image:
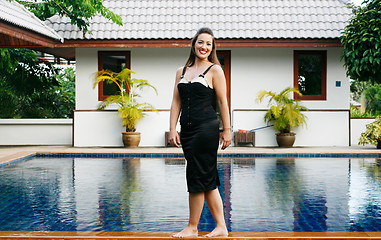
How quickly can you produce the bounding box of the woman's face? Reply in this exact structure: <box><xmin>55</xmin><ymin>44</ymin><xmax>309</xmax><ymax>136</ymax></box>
<box><xmin>194</xmin><ymin>33</ymin><xmax>213</xmax><ymax>61</ymax></box>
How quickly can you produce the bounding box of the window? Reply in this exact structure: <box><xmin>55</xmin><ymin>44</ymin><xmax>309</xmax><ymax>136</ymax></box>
<box><xmin>217</xmin><ymin>50</ymin><xmax>231</xmax><ymax>109</ymax></box>
<box><xmin>97</xmin><ymin>51</ymin><xmax>131</xmax><ymax>101</ymax></box>
<box><xmin>216</xmin><ymin>50</ymin><xmax>231</xmax><ymax>130</ymax></box>
<box><xmin>294</xmin><ymin>51</ymin><xmax>327</xmax><ymax>100</ymax></box>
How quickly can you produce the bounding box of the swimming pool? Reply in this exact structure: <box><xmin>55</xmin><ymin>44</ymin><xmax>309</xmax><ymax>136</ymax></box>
<box><xmin>0</xmin><ymin>155</ymin><xmax>380</xmax><ymax>232</ymax></box>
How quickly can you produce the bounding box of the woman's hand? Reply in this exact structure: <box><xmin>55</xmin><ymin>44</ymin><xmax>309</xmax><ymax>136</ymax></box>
<box><xmin>169</xmin><ymin>130</ymin><xmax>181</xmax><ymax>148</ymax></box>
<box><xmin>220</xmin><ymin>128</ymin><xmax>232</xmax><ymax>150</ymax></box>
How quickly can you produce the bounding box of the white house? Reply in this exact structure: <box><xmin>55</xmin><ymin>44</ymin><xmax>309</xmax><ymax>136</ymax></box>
<box><xmin>4</xmin><ymin>0</ymin><xmax>355</xmax><ymax>147</ymax></box>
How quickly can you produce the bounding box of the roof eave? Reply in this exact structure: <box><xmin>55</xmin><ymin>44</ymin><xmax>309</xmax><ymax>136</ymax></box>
<box><xmin>55</xmin><ymin>38</ymin><xmax>343</xmax><ymax>48</ymax></box>
<box><xmin>0</xmin><ymin>20</ymin><xmax>62</xmax><ymax>48</ymax></box>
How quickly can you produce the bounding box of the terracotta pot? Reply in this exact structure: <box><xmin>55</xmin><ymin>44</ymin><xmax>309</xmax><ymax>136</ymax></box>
<box><xmin>276</xmin><ymin>132</ymin><xmax>296</xmax><ymax>147</ymax></box>
<box><xmin>122</xmin><ymin>132</ymin><xmax>141</xmax><ymax>147</ymax></box>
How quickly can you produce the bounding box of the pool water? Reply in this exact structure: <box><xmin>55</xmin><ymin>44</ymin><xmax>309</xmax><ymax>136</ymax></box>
<box><xmin>0</xmin><ymin>157</ymin><xmax>380</xmax><ymax>232</ymax></box>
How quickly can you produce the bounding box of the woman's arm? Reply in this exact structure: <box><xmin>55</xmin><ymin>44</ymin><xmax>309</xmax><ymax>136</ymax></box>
<box><xmin>169</xmin><ymin>67</ymin><xmax>183</xmax><ymax>147</ymax></box>
<box><xmin>212</xmin><ymin>65</ymin><xmax>232</xmax><ymax>150</ymax></box>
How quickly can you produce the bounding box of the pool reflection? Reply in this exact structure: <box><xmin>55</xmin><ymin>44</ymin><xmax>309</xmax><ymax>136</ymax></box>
<box><xmin>0</xmin><ymin>157</ymin><xmax>380</xmax><ymax>232</ymax></box>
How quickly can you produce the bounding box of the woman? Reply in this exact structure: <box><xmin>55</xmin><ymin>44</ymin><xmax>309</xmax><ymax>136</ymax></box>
<box><xmin>169</xmin><ymin>27</ymin><xmax>231</xmax><ymax>238</ymax></box>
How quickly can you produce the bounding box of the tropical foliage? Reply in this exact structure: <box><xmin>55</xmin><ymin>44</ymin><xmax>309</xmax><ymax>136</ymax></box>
<box><xmin>350</xmin><ymin>105</ymin><xmax>377</xmax><ymax>118</ymax></box>
<box><xmin>2</xmin><ymin>0</ymin><xmax>120</xmax><ymax>118</ymax></box>
<box><xmin>340</xmin><ymin>0</ymin><xmax>381</xmax><ymax>83</ymax></box>
<box><xmin>350</xmin><ymin>80</ymin><xmax>381</xmax><ymax>116</ymax></box>
<box><xmin>256</xmin><ymin>87</ymin><xmax>308</xmax><ymax>133</ymax></box>
<box><xmin>0</xmin><ymin>49</ymin><xmax>75</xmax><ymax>118</ymax></box>
<box><xmin>362</xmin><ymin>83</ymin><xmax>381</xmax><ymax>116</ymax></box>
<box><xmin>359</xmin><ymin>116</ymin><xmax>381</xmax><ymax>149</ymax></box>
<box><xmin>93</xmin><ymin>68</ymin><xmax>157</xmax><ymax>132</ymax></box>
<box><xmin>350</xmin><ymin>79</ymin><xmax>368</xmax><ymax>103</ymax></box>
<box><xmin>15</xmin><ymin>0</ymin><xmax>122</xmax><ymax>34</ymax></box>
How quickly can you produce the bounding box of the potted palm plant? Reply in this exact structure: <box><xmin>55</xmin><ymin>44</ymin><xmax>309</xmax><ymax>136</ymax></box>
<box><xmin>93</xmin><ymin>68</ymin><xmax>157</xmax><ymax>147</ymax></box>
<box><xmin>358</xmin><ymin>116</ymin><xmax>381</xmax><ymax>149</ymax></box>
<box><xmin>256</xmin><ymin>87</ymin><xmax>308</xmax><ymax>147</ymax></box>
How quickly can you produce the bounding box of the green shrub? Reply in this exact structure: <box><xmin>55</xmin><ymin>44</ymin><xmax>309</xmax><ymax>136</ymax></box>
<box><xmin>0</xmin><ymin>48</ymin><xmax>75</xmax><ymax>118</ymax></box>
<box><xmin>363</xmin><ymin>83</ymin><xmax>381</xmax><ymax>116</ymax></box>
<box><xmin>359</xmin><ymin>116</ymin><xmax>381</xmax><ymax>149</ymax></box>
<box><xmin>350</xmin><ymin>105</ymin><xmax>376</xmax><ymax>118</ymax></box>
<box><xmin>256</xmin><ymin>87</ymin><xmax>308</xmax><ymax>133</ymax></box>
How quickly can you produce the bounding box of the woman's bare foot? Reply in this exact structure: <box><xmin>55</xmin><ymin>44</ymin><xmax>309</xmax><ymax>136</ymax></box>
<box><xmin>172</xmin><ymin>226</ymin><xmax>198</xmax><ymax>238</ymax></box>
<box><xmin>204</xmin><ymin>226</ymin><xmax>228</xmax><ymax>238</ymax></box>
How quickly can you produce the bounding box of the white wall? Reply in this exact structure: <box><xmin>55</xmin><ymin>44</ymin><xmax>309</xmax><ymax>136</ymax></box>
<box><xmin>228</xmin><ymin>47</ymin><xmax>350</xmax><ymax>147</ymax></box>
<box><xmin>74</xmin><ymin>48</ymin><xmax>186</xmax><ymax>147</ymax></box>
<box><xmin>0</xmin><ymin>119</ymin><xmax>72</xmax><ymax>145</ymax></box>
<box><xmin>230</xmin><ymin>48</ymin><xmax>293</xmax><ymax>110</ymax></box>
<box><xmin>132</xmin><ymin>48</ymin><xmax>189</xmax><ymax>110</ymax></box>
<box><xmin>233</xmin><ymin>110</ymin><xmax>350</xmax><ymax>147</ymax></box>
<box><xmin>73</xmin><ymin>111</ymin><xmax>176</xmax><ymax>147</ymax></box>
<box><xmin>0</xmin><ymin>117</ymin><xmax>369</xmax><ymax>147</ymax></box>
<box><xmin>74</xmin><ymin>47</ymin><xmax>351</xmax><ymax>147</ymax></box>
<box><xmin>75</xmin><ymin>48</ymin><xmax>188</xmax><ymax>110</ymax></box>
<box><xmin>74</xmin><ymin>111</ymin><xmax>124</xmax><ymax>147</ymax></box>
<box><xmin>76</xmin><ymin>48</ymin><xmax>99</xmax><ymax>110</ymax></box>
<box><xmin>230</xmin><ymin>47</ymin><xmax>349</xmax><ymax>110</ymax></box>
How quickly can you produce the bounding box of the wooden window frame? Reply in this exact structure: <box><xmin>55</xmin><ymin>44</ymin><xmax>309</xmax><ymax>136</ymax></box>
<box><xmin>217</xmin><ymin>50</ymin><xmax>231</xmax><ymax>109</ymax></box>
<box><xmin>293</xmin><ymin>50</ymin><xmax>327</xmax><ymax>101</ymax></box>
<box><xmin>97</xmin><ymin>51</ymin><xmax>131</xmax><ymax>101</ymax></box>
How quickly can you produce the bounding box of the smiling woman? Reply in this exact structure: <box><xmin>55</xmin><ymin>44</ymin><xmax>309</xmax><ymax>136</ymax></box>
<box><xmin>169</xmin><ymin>27</ymin><xmax>232</xmax><ymax>238</ymax></box>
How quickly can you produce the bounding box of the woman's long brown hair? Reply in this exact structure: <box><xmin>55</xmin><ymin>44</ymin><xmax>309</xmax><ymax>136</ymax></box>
<box><xmin>184</xmin><ymin>27</ymin><xmax>221</xmax><ymax>67</ymax></box>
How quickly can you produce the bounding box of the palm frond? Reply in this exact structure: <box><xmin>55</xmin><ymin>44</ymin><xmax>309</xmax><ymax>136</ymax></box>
<box><xmin>94</xmin><ymin>67</ymin><xmax>158</xmax><ymax>131</ymax></box>
<box><xmin>256</xmin><ymin>90</ymin><xmax>277</xmax><ymax>106</ymax></box>
<box><xmin>257</xmin><ymin>86</ymin><xmax>308</xmax><ymax>132</ymax></box>
<box><xmin>93</xmin><ymin>69</ymin><xmax>123</xmax><ymax>93</ymax></box>
<box><xmin>132</xmin><ymin>78</ymin><xmax>158</xmax><ymax>95</ymax></box>
<box><xmin>97</xmin><ymin>95</ymin><xmax>124</xmax><ymax>109</ymax></box>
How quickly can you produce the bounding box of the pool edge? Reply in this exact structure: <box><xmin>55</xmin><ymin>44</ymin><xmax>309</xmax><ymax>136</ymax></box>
<box><xmin>0</xmin><ymin>231</ymin><xmax>380</xmax><ymax>239</ymax></box>
<box><xmin>1</xmin><ymin>149</ymin><xmax>381</xmax><ymax>169</ymax></box>
<box><xmin>0</xmin><ymin>151</ymin><xmax>36</xmax><ymax>168</ymax></box>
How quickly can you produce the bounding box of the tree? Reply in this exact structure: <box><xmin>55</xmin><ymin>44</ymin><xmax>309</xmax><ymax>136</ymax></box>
<box><xmin>363</xmin><ymin>83</ymin><xmax>381</xmax><ymax>115</ymax></box>
<box><xmin>1</xmin><ymin>0</ymin><xmax>120</xmax><ymax>118</ymax></box>
<box><xmin>340</xmin><ymin>0</ymin><xmax>381</xmax><ymax>83</ymax></box>
<box><xmin>15</xmin><ymin>0</ymin><xmax>123</xmax><ymax>35</ymax></box>
<box><xmin>0</xmin><ymin>49</ymin><xmax>76</xmax><ymax>118</ymax></box>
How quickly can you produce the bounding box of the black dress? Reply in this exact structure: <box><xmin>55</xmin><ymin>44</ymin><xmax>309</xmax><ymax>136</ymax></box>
<box><xmin>177</xmin><ymin>64</ymin><xmax>220</xmax><ymax>193</ymax></box>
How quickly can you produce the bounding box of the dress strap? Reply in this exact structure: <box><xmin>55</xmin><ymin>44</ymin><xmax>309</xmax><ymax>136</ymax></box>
<box><xmin>199</xmin><ymin>64</ymin><xmax>215</xmax><ymax>77</ymax></box>
<box><xmin>181</xmin><ymin>66</ymin><xmax>187</xmax><ymax>78</ymax></box>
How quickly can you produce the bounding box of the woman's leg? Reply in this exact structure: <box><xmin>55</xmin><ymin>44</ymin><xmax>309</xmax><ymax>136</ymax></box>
<box><xmin>172</xmin><ymin>192</ymin><xmax>204</xmax><ymax>238</ymax></box>
<box><xmin>204</xmin><ymin>188</ymin><xmax>228</xmax><ymax>237</ymax></box>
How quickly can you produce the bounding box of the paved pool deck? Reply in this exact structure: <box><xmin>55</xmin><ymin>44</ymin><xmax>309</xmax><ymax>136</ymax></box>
<box><xmin>1</xmin><ymin>145</ymin><xmax>381</xmax><ymax>165</ymax></box>
<box><xmin>0</xmin><ymin>145</ymin><xmax>381</xmax><ymax>239</ymax></box>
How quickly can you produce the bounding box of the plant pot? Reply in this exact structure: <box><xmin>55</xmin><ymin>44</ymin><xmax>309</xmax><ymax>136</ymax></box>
<box><xmin>276</xmin><ymin>132</ymin><xmax>296</xmax><ymax>147</ymax></box>
<box><xmin>377</xmin><ymin>140</ymin><xmax>381</xmax><ymax>149</ymax></box>
<box><xmin>122</xmin><ymin>132</ymin><xmax>141</xmax><ymax>147</ymax></box>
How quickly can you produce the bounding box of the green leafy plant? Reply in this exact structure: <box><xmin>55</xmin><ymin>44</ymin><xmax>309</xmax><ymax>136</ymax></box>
<box><xmin>16</xmin><ymin>0</ymin><xmax>123</xmax><ymax>35</ymax></box>
<box><xmin>340</xmin><ymin>0</ymin><xmax>381</xmax><ymax>83</ymax></box>
<box><xmin>93</xmin><ymin>68</ymin><xmax>158</xmax><ymax>132</ymax></box>
<box><xmin>359</xmin><ymin>116</ymin><xmax>381</xmax><ymax>149</ymax></box>
<box><xmin>256</xmin><ymin>87</ymin><xmax>308</xmax><ymax>133</ymax></box>
<box><xmin>0</xmin><ymin>49</ymin><xmax>75</xmax><ymax>118</ymax></box>
<box><xmin>350</xmin><ymin>80</ymin><xmax>381</xmax><ymax>117</ymax></box>
<box><xmin>350</xmin><ymin>105</ymin><xmax>376</xmax><ymax>118</ymax></box>
<box><xmin>53</xmin><ymin>67</ymin><xmax>76</xmax><ymax>118</ymax></box>
<box><xmin>363</xmin><ymin>83</ymin><xmax>381</xmax><ymax>116</ymax></box>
